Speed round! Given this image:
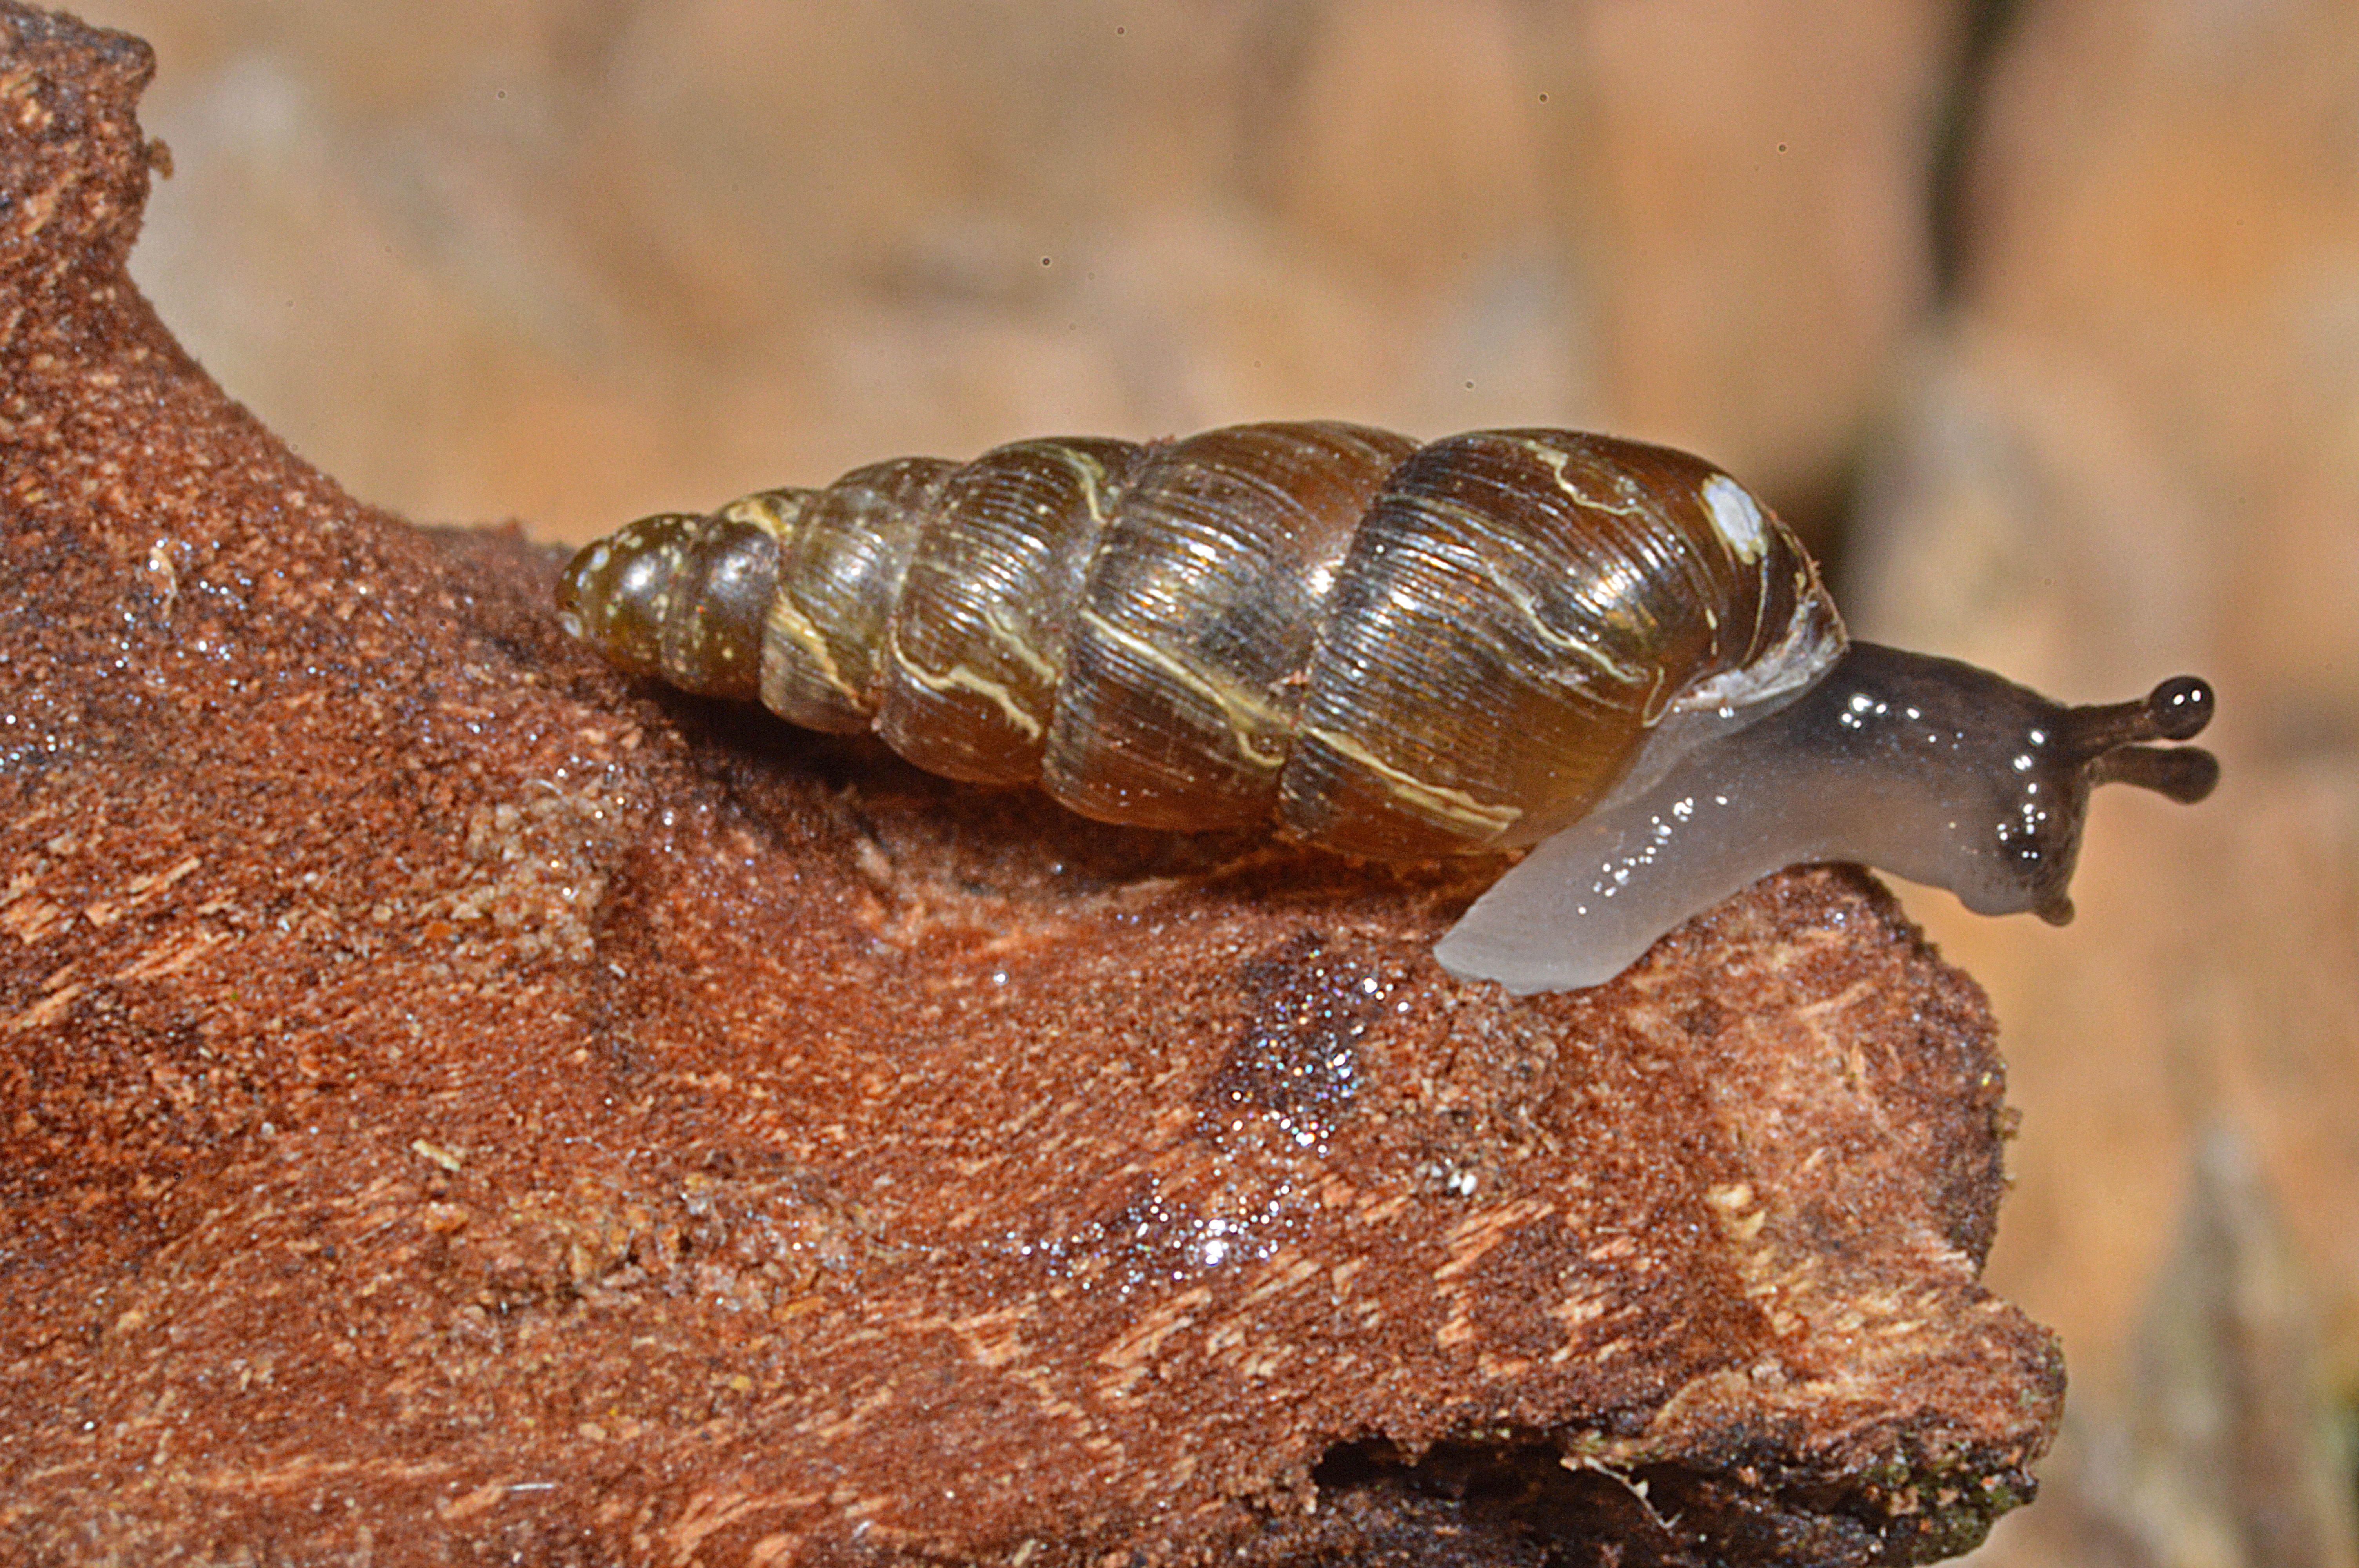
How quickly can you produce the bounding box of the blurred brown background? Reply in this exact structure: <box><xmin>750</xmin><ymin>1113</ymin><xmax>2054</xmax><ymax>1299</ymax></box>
<box><xmin>67</xmin><ymin>2</ymin><xmax>2359</xmax><ymax>1562</ymax></box>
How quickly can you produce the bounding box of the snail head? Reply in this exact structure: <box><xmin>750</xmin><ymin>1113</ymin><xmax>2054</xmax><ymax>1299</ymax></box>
<box><xmin>2006</xmin><ymin>671</ymin><xmax>2219</xmax><ymax>922</ymax></box>
<box><xmin>1822</xmin><ymin>646</ymin><xmax>2219</xmax><ymax>925</ymax></box>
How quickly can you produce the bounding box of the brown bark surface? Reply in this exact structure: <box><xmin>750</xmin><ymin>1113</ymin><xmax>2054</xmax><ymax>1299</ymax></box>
<box><xmin>0</xmin><ymin>7</ymin><xmax>2057</xmax><ymax>1563</ymax></box>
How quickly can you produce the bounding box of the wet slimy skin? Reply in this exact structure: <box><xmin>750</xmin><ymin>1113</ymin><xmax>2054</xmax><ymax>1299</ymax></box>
<box><xmin>1436</xmin><ymin>646</ymin><xmax>2217</xmax><ymax>991</ymax></box>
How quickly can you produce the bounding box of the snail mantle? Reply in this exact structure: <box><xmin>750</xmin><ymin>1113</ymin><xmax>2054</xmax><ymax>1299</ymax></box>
<box><xmin>0</xmin><ymin>8</ymin><xmax>2060</xmax><ymax>1567</ymax></box>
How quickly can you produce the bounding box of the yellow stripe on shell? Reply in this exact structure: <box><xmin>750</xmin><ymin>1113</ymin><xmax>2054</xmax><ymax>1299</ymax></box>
<box><xmin>765</xmin><ymin>595</ymin><xmax>867</xmax><ymax>709</ymax></box>
<box><xmin>1075</xmin><ymin>607</ymin><xmax>1291</xmax><ymax>773</ymax></box>
<box><xmin>1300</xmin><ymin>724</ymin><xmax>1523</xmax><ymax>837</ymax></box>
<box><xmin>884</xmin><ymin>630</ymin><xmax>1047</xmax><ymax>742</ymax></box>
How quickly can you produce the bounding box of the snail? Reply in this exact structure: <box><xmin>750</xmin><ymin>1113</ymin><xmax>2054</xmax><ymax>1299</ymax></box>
<box><xmin>556</xmin><ymin>422</ymin><xmax>2218</xmax><ymax>993</ymax></box>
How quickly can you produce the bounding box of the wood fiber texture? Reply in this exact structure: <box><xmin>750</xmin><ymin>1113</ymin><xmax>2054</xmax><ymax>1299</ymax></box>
<box><xmin>0</xmin><ymin>7</ymin><xmax>2060</xmax><ymax>1564</ymax></box>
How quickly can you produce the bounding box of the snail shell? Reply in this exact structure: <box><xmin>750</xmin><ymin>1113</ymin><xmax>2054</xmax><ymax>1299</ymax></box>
<box><xmin>558</xmin><ymin>422</ymin><xmax>2219</xmax><ymax>993</ymax></box>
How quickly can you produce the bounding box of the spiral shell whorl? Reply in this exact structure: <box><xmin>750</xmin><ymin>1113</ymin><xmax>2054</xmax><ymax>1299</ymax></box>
<box><xmin>555</xmin><ymin>510</ymin><xmax>782</xmax><ymax>702</ymax></box>
<box><xmin>556</xmin><ymin>423</ymin><xmax>1842</xmax><ymax>858</ymax></box>
<box><xmin>1283</xmin><ymin>431</ymin><xmax>1838</xmax><ymax>855</ymax></box>
<box><xmin>877</xmin><ymin>439</ymin><xmax>1142</xmax><ymax>784</ymax></box>
<box><xmin>1044</xmin><ymin>422</ymin><xmax>1418</xmax><ymax>829</ymax></box>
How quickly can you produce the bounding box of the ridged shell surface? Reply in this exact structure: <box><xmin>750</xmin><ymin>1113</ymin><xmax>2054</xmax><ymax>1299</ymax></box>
<box><xmin>556</xmin><ymin>422</ymin><xmax>1842</xmax><ymax>857</ymax></box>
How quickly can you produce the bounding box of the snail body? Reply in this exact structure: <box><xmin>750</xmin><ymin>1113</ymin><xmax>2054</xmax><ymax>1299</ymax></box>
<box><xmin>559</xmin><ymin>422</ymin><xmax>2218</xmax><ymax>992</ymax></box>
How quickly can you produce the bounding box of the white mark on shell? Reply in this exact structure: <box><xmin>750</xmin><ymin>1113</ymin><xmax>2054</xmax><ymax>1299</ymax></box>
<box><xmin>1701</xmin><ymin>474</ymin><xmax>1767</xmax><ymax>562</ymax></box>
